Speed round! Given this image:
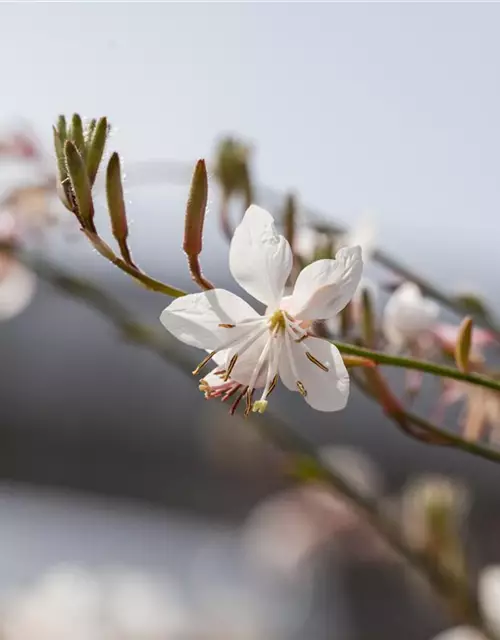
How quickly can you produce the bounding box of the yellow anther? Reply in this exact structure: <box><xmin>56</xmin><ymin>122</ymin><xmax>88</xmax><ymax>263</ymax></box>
<box><xmin>296</xmin><ymin>381</ymin><xmax>307</xmax><ymax>397</ymax></box>
<box><xmin>252</xmin><ymin>400</ymin><xmax>268</xmax><ymax>414</ymax></box>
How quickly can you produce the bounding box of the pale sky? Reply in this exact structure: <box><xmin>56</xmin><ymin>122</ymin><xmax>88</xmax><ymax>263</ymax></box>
<box><xmin>1</xmin><ymin>3</ymin><xmax>499</xmax><ymax>301</ymax></box>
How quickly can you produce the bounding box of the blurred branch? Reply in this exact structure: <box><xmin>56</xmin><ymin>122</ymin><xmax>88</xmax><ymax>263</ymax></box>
<box><xmin>3</xmin><ymin>245</ymin><xmax>498</xmax><ymax>637</ymax></box>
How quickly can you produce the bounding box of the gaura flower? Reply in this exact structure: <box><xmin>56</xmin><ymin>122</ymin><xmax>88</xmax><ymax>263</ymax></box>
<box><xmin>160</xmin><ymin>205</ymin><xmax>363</xmax><ymax>414</ymax></box>
<box><xmin>383</xmin><ymin>282</ymin><xmax>440</xmax><ymax>398</ymax></box>
<box><xmin>383</xmin><ymin>282</ymin><xmax>440</xmax><ymax>354</ymax></box>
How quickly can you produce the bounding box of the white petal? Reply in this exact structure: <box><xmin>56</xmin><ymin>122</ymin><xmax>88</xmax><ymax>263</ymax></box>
<box><xmin>479</xmin><ymin>565</ymin><xmax>500</xmax><ymax>634</ymax></box>
<box><xmin>279</xmin><ymin>336</ymin><xmax>349</xmax><ymax>412</ymax></box>
<box><xmin>287</xmin><ymin>246</ymin><xmax>363</xmax><ymax>321</ymax></box>
<box><xmin>229</xmin><ymin>205</ymin><xmax>292</xmax><ymax>307</ymax></box>
<box><xmin>160</xmin><ymin>289</ymin><xmax>260</xmax><ymax>350</ymax></box>
<box><xmin>383</xmin><ymin>282</ymin><xmax>439</xmax><ymax>347</ymax></box>
<box><xmin>0</xmin><ymin>260</ymin><xmax>36</xmax><ymax>321</ymax></box>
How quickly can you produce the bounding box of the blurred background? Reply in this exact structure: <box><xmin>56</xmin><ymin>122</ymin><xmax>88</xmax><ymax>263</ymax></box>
<box><xmin>0</xmin><ymin>3</ymin><xmax>499</xmax><ymax>640</ymax></box>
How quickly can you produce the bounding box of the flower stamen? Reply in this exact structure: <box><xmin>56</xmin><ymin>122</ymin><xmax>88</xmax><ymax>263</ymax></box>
<box><xmin>230</xmin><ymin>386</ymin><xmax>249</xmax><ymax>415</ymax></box>
<box><xmin>193</xmin><ymin>350</ymin><xmax>216</xmax><ymax>375</ymax></box>
<box><xmin>218</xmin><ymin>323</ymin><xmax>235</xmax><ymax>328</ymax></box>
<box><xmin>305</xmin><ymin>350</ymin><xmax>329</xmax><ymax>372</ymax></box>
<box><xmin>244</xmin><ymin>388</ymin><xmax>255</xmax><ymax>417</ymax></box>
<box><xmin>268</xmin><ymin>374</ymin><xmax>279</xmax><ymax>396</ymax></box>
<box><xmin>224</xmin><ymin>354</ymin><xmax>238</xmax><ymax>381</ymax></box>
<box><xmin>296</xmin><ymin>381</ymin><xmax>308</xmax><ymax>397</ymax></box>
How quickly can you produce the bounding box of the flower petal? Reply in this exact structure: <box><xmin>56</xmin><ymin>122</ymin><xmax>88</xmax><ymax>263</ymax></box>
<box><xmin>160</xmin><ymin>289</ymin><xmax>260</xmax><ymax>350</ymax></box>
<box><xmin>383</xmin><ymin>282</ymin><xmax>439</xmax><ymax>347</ymax></box>
<box><xmin>0</xmin><ymin>260</ymin><xmax>36</xmax><ymax>321</ymax></box>
<box><xmin>479</xmin><ymin>565</ymin><xmax>500</xmax><ymax>633</ymax></box>
<box><xmin>229</xmin><ymin>205</ymin><xmax>292</xmax><ymax>307</ymax></box>
<box><xmin>287</xmin><ymin>246</ymin><xmax>363</xmax><ymax>321</ymax></box>
<box><xmin>279</xmin><ymin>336</ymin><xmax>349</xmax><ymax>412</ymax></box>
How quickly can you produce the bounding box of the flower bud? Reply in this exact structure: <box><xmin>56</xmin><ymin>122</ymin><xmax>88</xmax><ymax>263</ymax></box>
<box><xmin>213</xmin><ymin>137</ymin><xmax>253</xmax><ymax>203</ymax></box>
<box><xmin>455</xmin><ymin>316</ymin><xmax>473</xmax><ymax>373</ymax></box>
<box><xmin>283</xmin><ymin>193</ymin><xmax>296</xmax><ymax>253</ymax></box>
<box><xmin>360</xmin><ymin>286</ymin><xmax>376</xmax><ymax>348</ymax></box>
<box><xmin>86</xmin><ymin>117</ymin><xmax>108</xmax><ymax>186</ymax></box>
<box><xmin>64</xmin><ymin>140</ymin><xmax>95</xmax><ymax>230</ymax></box>
<box><xmin>53</xmin><ymin>126</ymin><xmax>71</xmax><ymax>210</ymax></box>
<box><xmin>69</xmin><ymin>113</ymin><xmax>86</xmax><ymax>159</ymax></box>
<box><xmin>183</xmin><ymin>160</ymin><xmax>208</xmax><ymax>258</ymax></box>
<box><xmin>106</xmin><ymin>152</ymin><xmax>132</xmax><ymax>264</ymax></box>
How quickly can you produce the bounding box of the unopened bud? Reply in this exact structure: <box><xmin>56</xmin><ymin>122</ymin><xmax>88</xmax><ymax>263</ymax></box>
<box><xmin>86</xmin><ymin>117</ymin><xmax>108</xmax><ymax>186</ymax></box>
<box><xmin>213</xmin><ymin>137</ymin><xmax>252</xmax><ymax>201</ymax></box>
<box><xmin>283</xmin><ymin>193</ymin><xmax>296</xmax><ymax>253</ymax></box>
<box><xmin>69</xmin><ymin>113</ymin><xmax>86</xmax><ymax>159</ymax></box>
<box><xmin>85</xmin><ymin>118</ymin><xmax>97</xmax><ymax>144</ymax></box>
<box><xmin>183</xmin><ymin>159</ymin><xmax>208</xmax><ymax>257</ymax></box>
<box><xmin>106</xmin><ymin>152</ymin><xmax>132</xmax><ymax>264</ymax></box>
<box><xmin>455</xmin><ymin>316</ymin><xmax>473</xmax><ymax>373</ymax></box>
<box><xmin>56</xmin><ymin>115</ymin><xmax>67</xmax><ymax>143</ymax></box>
<box><xmin>53</xmin><ymin>127</ymin><xmax>71</xmax><ymax>210</ymax></box>
<box><xmin>360</xmin><ymin>287</ymin><xmax>376</xmax><ymax>348</ymax></box>
<box><xmin>64</xmin><ymin>140</ymin><xmax>95</xmax><ymax>230</ymax></box>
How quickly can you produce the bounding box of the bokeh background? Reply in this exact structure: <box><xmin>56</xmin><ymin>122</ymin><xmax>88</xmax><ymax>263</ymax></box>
<box><xmin>0</xmin><ymin>4</ymin><xmax>499</xmax><ymax>640</ymax></box>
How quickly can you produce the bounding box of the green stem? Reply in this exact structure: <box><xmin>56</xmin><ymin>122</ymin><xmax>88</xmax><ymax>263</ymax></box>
<box><xmin>335</xmin><ymin>341</ymin><xmax>500</xmax><ymax>394</ymax></box>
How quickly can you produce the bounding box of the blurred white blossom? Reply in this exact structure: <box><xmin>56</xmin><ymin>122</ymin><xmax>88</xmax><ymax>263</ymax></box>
<box><xmin>383</xmin><ymin>282</ymin><xmax>440</xmax><ymax>353</ymax></box>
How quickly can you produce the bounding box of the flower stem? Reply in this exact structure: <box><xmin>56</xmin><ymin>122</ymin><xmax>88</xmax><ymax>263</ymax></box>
<box><xmin>335</xmin><ymin>341</ymin><xmax>500</xmax><ymax>394</ymax></box>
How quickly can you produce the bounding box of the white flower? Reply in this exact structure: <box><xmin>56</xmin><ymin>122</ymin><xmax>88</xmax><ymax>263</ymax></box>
<box><xmin>0</xmin><ymin>259</ymin><xmax>36</xmax><ymax>321</ymax></box>
<box><xmin>430</xmin><ymin>565</ymin><xmax>500</xmax><ymax>640</ymax></box>
<box><xmin>383</xmin><ymin>282</ymin><xmax>440</xmax><ymax>352</ymax></box>
<box><xmin>0</xmin><ymin>213</ymin><xmax>36</xmax><ymax>321</ymax></box>
<box><xmin>160</xmin><ymin>205</ymin><xmax>363</xmax><ymax>414</ymax></box>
